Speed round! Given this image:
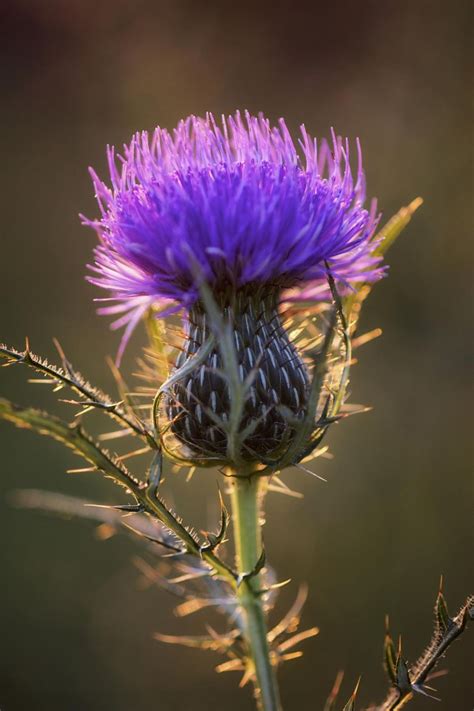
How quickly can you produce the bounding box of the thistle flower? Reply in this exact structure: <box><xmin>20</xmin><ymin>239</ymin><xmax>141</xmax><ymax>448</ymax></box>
<box><xmin>2</xmin><ymin>108</ymin><xmax>444</xmax><ymax>711</ymax></box>
<box><xmin>83</xmin><ymin>112</ymin><xmax>384</xmax><ymax>464</ymax></box>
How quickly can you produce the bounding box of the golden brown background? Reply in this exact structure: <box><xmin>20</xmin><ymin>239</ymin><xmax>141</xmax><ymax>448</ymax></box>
<box><xmin>0</xmin><ymin>1</ymin><xmax>472</xmax><ymax>709</ymax></box>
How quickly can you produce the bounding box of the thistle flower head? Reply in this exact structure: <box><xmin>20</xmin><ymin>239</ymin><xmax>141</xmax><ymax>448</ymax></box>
<box><xmin>84</xmin><ymin>112</ymin><xmax>383</xmax><ymax>337</ymax></box>
<box><xmin>83</xmin><ymin>112</ymin><xmax>385</xmax><ymax>464</ymax></box>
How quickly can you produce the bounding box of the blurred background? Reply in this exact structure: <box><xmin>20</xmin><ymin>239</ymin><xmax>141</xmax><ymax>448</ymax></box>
<box><xmin>0</xmin><ymin>1</ymin><xmax>472</xmax><ymax>709</ymax></box>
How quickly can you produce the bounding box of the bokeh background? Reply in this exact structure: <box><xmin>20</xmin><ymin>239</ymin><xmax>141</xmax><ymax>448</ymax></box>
<box><xmin>0</xmin><ymin>1</ymin><xmax>472</xmax><ymax>709</ymax></box>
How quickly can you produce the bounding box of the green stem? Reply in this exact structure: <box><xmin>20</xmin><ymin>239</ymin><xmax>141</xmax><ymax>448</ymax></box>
<box><xmin>230</xmin><ymin>475</ymin><xmax>282</xmax><ymax>711</ymax></box>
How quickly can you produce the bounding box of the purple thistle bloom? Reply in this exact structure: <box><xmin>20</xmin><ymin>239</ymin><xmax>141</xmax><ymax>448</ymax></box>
<box><xmin>83</xmin><ymin>111</ymin><xmax>384</xmax><ymax>361</ymax></box>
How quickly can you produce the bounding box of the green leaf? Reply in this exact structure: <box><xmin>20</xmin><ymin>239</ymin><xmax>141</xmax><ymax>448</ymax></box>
<box><xmin>372</xmin><ymin>197</ymin><xmax>423</xmax><ymax>258</ymax></box>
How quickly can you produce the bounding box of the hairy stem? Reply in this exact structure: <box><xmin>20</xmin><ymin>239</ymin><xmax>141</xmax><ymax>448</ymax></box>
<box><xmin>230</xmin><ymin>474</ymin><xmax>282</xmax><ymax>711</ymax></box>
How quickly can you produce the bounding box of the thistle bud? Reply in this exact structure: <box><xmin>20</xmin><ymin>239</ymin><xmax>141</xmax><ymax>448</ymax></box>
<box><xmin>165</xmin><ymin>287</ymin><xmax>308</xmax><ymax>460</ymax></box>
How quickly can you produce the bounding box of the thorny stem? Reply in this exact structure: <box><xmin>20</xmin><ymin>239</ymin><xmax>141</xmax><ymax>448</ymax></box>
<box><xmin>0</xmin><ymin>398</ymin><xmax>236</xmax><ymax>587</ymax></box>
<box><xmin>0</xmin><ymin>342</ymin><xmax>153</xmax><ymax>443</ymax></box>
<box><xmin>230</xmin><ymin>474</ymin><xmax>282</xmax><ymax>711</ymax></box>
